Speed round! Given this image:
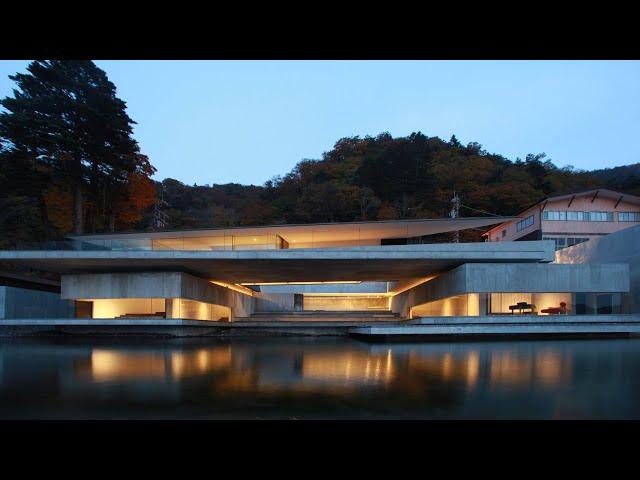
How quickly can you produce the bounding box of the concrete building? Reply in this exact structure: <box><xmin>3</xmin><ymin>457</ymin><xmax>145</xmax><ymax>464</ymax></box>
<box><xmin>483</xmin><ymin>189</ymin><xmax>640</xmax><ymax>251</ymax></box>
<box><xmin>0</xmin><ymin>215</ymin><xmax>635</xmax><ymax>331</ymax></box>
<box><xmin>555</xmin><ymin>224</ymin><xmax>640</xmax><ymax>315</ymax></box>
<box><xmin>0</xmin><ymin>272</ymin><xmax>75</xmax><ymax>320</ymax></box>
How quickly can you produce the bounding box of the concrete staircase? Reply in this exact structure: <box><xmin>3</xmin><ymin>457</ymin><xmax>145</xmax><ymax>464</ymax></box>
<box><xmin>248</xmin><ymin>310</ymin><xmax>401</xmax><ymax>322</ymax></box>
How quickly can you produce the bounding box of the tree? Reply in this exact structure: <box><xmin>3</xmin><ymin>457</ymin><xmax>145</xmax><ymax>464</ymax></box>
<box><xmin>0</xmin><ymin>60</ymin><xmax>156</xmax><ymax>235</ymax></box>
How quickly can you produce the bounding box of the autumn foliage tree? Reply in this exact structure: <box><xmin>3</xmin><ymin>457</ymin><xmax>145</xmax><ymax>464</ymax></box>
<box><xmin>0</xmin><ymin>59</ymin><xmax>636</xmax><ymax>248</ymax></box>
<box><xmin>142</xmin><ymin>132</ymin><xmax>624</xmax><ymax>243</ymax></box>
<box><xmin>0</xmin><ymin>60</ymin><xmax>156</xmax><ymax>244</ymax></box>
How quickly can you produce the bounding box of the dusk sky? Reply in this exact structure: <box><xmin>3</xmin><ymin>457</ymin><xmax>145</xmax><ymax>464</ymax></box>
<box><xmin>1</xmin><ymin>60</ymin><xmax>638</xmax><ymax>186</ymax></box>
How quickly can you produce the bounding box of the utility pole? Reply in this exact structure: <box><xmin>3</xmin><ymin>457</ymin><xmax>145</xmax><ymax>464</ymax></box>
<box><xmin>152</xmin><ymin>183</ymin><xmax>169</xmax><ymax>230</ymax></box>
<box><xmin>450</xmin><ymin>191</ymin><xmax>461</xmax><ymax>243</ymax></box>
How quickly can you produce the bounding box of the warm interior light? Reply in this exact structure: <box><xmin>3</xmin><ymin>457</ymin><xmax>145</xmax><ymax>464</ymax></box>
<box><xmin>240</xmin><ymin>281</ymin><xmax>361</xmax><ymax>286</ymax></box>
<box><xmin>388</xmin><ymin>276</ymin><xmax>436</xmax><ymax>295</ymax></box>
<box><xmin>300</xmin><ymin>292</ymin><xmax>394</xmax><ymax>297</ymax></box>
<box><xmin>210</xmin><ymin>281</ymin><xmax>255</xmax><ymax>296</ymax></box>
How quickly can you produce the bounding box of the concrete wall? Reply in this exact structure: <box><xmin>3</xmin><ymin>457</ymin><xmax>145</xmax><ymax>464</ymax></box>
<box><xmin>411</xmin><ymin>294</ymin><xmax>480</xmax><ymax>317</ymax></box>
<box><xmin>463</xmin><ymin>263</ymin><xmax>628</xmax><ymax>294</ymax></box>
<box><xmin>166</xmin><ymin>298</ymin><xmax>231</xmax><ymax>321</ymax></box>
<box><xmin>0</xmin><ymin>286</ymin><xmax>75</xmax><ymax>319</ymax></box>
<box><xmin>63</xmin><ymin>272</ymin><xmax>227</xmax><ymax>303</ymax></box>
<box><xmin>257</xmin><ymin>282</ymin><xmax>390</xmax><ymax>294</ymax></box>
<box><xmin>62</xmin><ymin>272</ymin><xmax>184</xmax><ymax>299</ymax></box>
<box><xmin>255</xmin><ymin>293</ymin><xmax>295</xmax><ymax>312</ymax></box>
<box><xmin>555</xmin><ymin>224</ymin><xmax>640</xmax><ymax>313</ymax></box>
<box><xmin>227</xmin><ymin>289</ymin><xmax>254</xmax><ymax>318</ymax></box>
<box><xmin>61</xmin><ymin>272</ymin><xmax>254</xmax><ymax>320</ymax></box>
<box><xmin>303</xmin><ymin>296</ymin><xmax>389</xmax><ymax>311</ymax></box>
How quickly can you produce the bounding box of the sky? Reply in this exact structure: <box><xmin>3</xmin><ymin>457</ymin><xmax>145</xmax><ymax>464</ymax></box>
<box><xmin>1</xmin><ymin>60</ymin><xmax>639</xmax><ymax>186</ymax></box>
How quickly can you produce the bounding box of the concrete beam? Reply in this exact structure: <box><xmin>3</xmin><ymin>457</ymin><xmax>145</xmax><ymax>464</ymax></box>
<box><xmin>61</xmin><ymin>272</ymin><xmax>255</xmax><ymax>318</ymax></box>
<box><xmin>0</xmin><ymin>241</ymin><xmax>556</xmax><ymax>283</ymax></box>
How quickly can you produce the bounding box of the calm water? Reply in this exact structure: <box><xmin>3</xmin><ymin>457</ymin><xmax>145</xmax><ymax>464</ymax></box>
<box><xmin>1</xmin><ymin>336</ymin><xmax>639</xmax><ymax>419</ymax></box>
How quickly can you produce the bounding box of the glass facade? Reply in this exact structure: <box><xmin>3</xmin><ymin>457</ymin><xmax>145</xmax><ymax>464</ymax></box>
<box><xmin>411</xmin><ymin>292</ymin><xmax>626</xmax><ymax>318</ymax></box>
<box><xmin>87</xmin><ymin>297</ymin><xmax>231</xmax><ymax>321</ymax></box>
<box><xmin>488</xmin><ymin>292</ymin><xmax>572</xmax><ymax>315</ymax></box>
<box><xmin>81</xmin><ymin>234</ymin><xmax>290</xmax><ymax>251</ymax></box>
<box><xmin>574</xmin><ymin>293</ymin><xmax>622</xmax><ymax>315</ymax></box>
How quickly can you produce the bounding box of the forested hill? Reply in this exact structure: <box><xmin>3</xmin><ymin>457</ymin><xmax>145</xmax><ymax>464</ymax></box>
<box><xmin>3</xmin><ymin>61</ymin><xmax>636</xmax><ymax>249</ymax></box>
<box><xmin>139</xmin><ymin>133</ymin><xmax>640</xmax><ymax>241</ymax></box>
<box><xmin>589</xmin><ymin>163</ymin><xmax>640</xmax><ymax>187</ymax></box>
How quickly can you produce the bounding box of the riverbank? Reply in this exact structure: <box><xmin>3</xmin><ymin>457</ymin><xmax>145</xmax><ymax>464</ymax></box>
<box><xmin>2</xmin><ymin>314</ymin><xmax>640</xmax><ymax>339</ymax></box>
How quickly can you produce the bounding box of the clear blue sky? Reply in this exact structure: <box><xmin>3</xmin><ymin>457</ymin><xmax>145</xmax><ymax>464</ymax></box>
<box><xmin>1</xmin><ymin>60</ymin><xmax>639</xmax><ymax>186</ymax></box>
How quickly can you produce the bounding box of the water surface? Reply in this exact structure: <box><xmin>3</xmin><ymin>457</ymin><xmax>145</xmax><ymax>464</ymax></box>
<box><xmin>1</xmin><ymin>336</ymin><xmax>639</xmax><ymax>419</ymax></box>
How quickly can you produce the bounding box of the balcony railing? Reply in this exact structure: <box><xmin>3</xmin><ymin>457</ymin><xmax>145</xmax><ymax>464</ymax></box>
<box><xmin>10</xmin><ymin>234</ymin><xmax>290</xmax><ymax>252</ymax></box>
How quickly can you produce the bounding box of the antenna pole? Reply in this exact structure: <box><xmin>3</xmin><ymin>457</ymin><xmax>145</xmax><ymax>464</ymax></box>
<box><xmin>450</xmin><ymin>191</ymin><xmax>460</xmax><ymax>243</ymax></box>
<box><xmin>152</xmin><ymin>183</ymin><xmax>169</xmax><ymax>229</ymax></box>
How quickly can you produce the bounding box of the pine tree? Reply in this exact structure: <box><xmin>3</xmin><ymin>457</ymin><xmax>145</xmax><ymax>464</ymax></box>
<box><xmin>0</xmin><ymin>60</ymin><xmax>155</xmax><ymax>235</ymax></box>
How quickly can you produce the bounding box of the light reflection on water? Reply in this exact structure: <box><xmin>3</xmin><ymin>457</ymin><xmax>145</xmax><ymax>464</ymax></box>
<box><xmin>1</xmin><ymin>337</ymin><xmax>639</xmax><ymax>419</ymax></box>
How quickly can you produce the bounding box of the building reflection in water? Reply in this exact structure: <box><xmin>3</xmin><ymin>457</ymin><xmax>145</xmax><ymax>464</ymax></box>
<box><xmin>406</xmin><ymin>350</ymin><xmax>480</xmax><ymax>390</ymax></box>
<box><xmin>300</xmin><ymin>349</ymin><xmax>394</xmax><ymax>386</ymax></box>
<box><xmin>75</xmin><ymin>341</ymin><xmax>572</xmax><ymax>396</ymax></box>
<box><xmin>79</xmin><ymin>346</ymin><xmax>232</xmax><ymax>382</ymax></box>
<box><xmin>488</xmin><ymin>349</ymin><xmax>572</xmax><ymax>388</ymax></box>
<box><xmin>3</xmin><ymin>338</ymin><xmax>639</xmax><ymax>419</ymax></box>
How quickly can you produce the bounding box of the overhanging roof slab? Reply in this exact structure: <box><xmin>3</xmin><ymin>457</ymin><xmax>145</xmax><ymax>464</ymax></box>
<box><xmin>0</xmin><ymin>241</ymin><xmax>555</xmax><ymax>283</ymax></box>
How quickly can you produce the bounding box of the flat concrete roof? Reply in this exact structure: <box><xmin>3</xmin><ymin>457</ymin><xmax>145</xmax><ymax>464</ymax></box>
<box><xmin>69</xmin><ymin>216</ymin><xmax>515</xmax><ymax>245</ymax></box>
<box><xmin>0</xmin><ymin>241</ymin><xmax>555</xmax><ymax>283</ymax></box>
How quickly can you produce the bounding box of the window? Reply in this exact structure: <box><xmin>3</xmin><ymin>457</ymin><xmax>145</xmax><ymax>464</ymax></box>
<box><xmin>587</xmin><ymin>211</ymin><xmax>613</xmax><ymax>222</ymax></box>
<box><xmin>542</xmin><ymin>210</ymin><xmax>613</xmax><ymax>222</ymax></box>
<box><xmin>501</xmin><ymin>230</ymin><xmax>506</xmax><ymax>238</ymax></box>
<box><xmin>544</xmin><ymin>237</ymin><xmax>588</xmax><ymax>251</ymax></box>
<box><xmin>516</xmin><ymin>215</ymin><xmax>534</xmax><ymax>231</ymax></box>
<box><xmin>618</xmin><ymin>212</ymin><xmax>640</xmax><ymax>222</ymax></box>
<box><xmin>543</xmin><ymin>210</ymin><xmax>568</xmax><ymax>221</ymax></box>
<box><xmin>574</xmin><ymin>293</ymin><xmax>622</xmax><ymax>315</ymax></box>
<box><xmin>567</xmin><ymin>237</ymin><xmax>588</xmax><ymax>247</ymax></box>
<box><xmin>596</xmin><ymin>294</ymin><xmax>612</xmax><ymax>314</ymax></box>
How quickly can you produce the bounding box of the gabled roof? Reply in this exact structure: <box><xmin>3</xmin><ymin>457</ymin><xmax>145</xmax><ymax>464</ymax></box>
<box><xmin>483</xmin><ymin>188</ymin><xmax>640</xmax><ymax>236</ymax></box>
<box><xmin>542</xmin><ymin>188</ymin><xmax>640</xmax><ymax>207</ymax></box>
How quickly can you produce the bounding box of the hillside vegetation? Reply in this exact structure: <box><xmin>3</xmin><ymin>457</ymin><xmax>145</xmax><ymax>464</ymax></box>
<box><xmin>139</xmin><ymin>133</ymin><xmax>639</xmax><ymax>242</ymax></box>
<box><xmin>1</xmin><ymin>61</ymin><xmax>638</xmax><ymax>247</ymax></box>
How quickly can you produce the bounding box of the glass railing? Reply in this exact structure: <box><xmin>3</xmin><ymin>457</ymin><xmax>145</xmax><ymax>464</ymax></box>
<box><xmin>9</xmin><ymin>234</ymin><xmax>290</xmax><ymax>252</ymax></box>
<box><xmin>11</xmin><ymin>240</ymin><xmax>112</xmax><ymax>251</ymax></box>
